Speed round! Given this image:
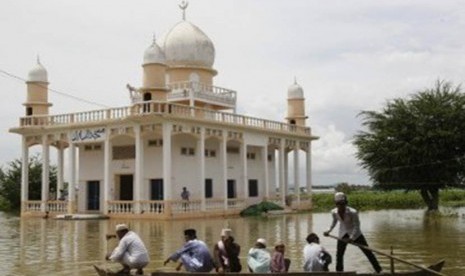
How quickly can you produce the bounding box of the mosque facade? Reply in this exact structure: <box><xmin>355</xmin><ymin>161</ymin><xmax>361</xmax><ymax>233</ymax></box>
<box><xmin>10</xmin><ymin>3</ymin><xmax>318</xmax><ymax>219</ymax></box>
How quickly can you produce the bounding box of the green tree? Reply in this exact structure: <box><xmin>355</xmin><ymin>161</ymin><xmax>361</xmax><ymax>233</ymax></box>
<box><xmin>0</xmin><ymin>155</ymin><xmax>57</xmax><ymax>211</ymax></box>
<box><xmin>354</xmin><ymin>81</ymin><xmax>465</xmax><ymax>211</ymax></box>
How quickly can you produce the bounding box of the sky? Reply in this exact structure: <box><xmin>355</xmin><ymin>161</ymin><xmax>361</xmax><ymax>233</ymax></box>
<box><xmin>1</xmin><ymin>0</ymin><xmax>465</xmax><ymax>186</ymax></box>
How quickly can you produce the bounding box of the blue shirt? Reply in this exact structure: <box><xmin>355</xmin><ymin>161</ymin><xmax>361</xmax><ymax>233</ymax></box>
<box><xmin>169</xmin><ymin>239</ymin><xmax>214</xmax><ymax>272</ymax></box>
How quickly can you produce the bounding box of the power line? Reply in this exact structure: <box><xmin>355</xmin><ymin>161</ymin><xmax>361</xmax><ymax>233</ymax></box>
<box><xmin>0</xmin><ymin>69</ymin><xmax>110</xmax><ymax>108</ymax></box>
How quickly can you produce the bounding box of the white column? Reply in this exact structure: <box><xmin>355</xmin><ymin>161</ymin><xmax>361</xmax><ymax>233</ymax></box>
<box><xmin>57</xmin><ymin>145</ymin><xmax>64</xmax><ymax>200</ymax></box>
<box><xmin>41</xmin><ymin>135</ymin><xmax>50</xmax><ymax>212</ymax></box>
<box><xmin>103</xmin><ymin>130</ymin><xmax>112</xmax><ymax>214</ymax></box>
<box><xmin>294</xmin><ymin>147</ymin><xmax>300</xmax><ymax>206</ymax></box>
<box><xmin>134</xmin><ymin>125</ymin><xmax>144</xmax><ymax>214</ymax></box>
<box><xmin>241</xmin><ymin>141</ymin><xmax>248</xmax><ymax>199</ymax></box>
<box><xmin>284</xmin><ymin>148</ymin><xmax>289</xmax><ymax>203</ymax></box>
<box><xmin>306</xmin><ymin>144</ymin><xmax>312</xmax><ymax>204</ymax></box>
<box><xmin>162</xmin><ymin>123</ymin><xmax>172</xmax><ymax>200</ymax></box>
<box><xmin>263</xmin><ymin>145</ymin><xmax>269</xmax><ymax>199</ymax></box>
<box><xmin>21</xmin><ymin>136</ymin><xmax>29</xmax><ymax>205</ymax></box>
<box><xmin>221</xmin><ymin>133</ymin><xmax>228</xmax><ymax>210</ymax></box>
<box><xmin>198</xmin><ymin>128</ymin><xmax>206</xmax><ymax>211</ymax></box>
<box><xmin>68</xmin><ymin>143</ymin><xmax>76</xmax><ymax>213</ymax></box>
<box><xmin>279</xmin><ymin>139</ymin><xmax>285</xmax><ymax>206</ymax></box>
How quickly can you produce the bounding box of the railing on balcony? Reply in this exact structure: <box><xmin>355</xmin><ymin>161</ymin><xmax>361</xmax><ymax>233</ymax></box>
<box><xmin>108</xmin><ymin>200</ymin><xmax>133</xmax><ymax>214</ymax></box>
<box><xmin>18</xmin><ymin>102</ymin><xmax>312</xmax><ymax>136</ymax></box>
<box><xmin>168</xmin><ymin>81</ymin><xmax>237</xmax><ymax>106</ymax></box>
<box><xmin>22</xmin><ymin>198</ymin><xmax>290</xmax><ymax>218</ymax></box>
<box><xmin>23</xmin><ymin>200</ymin><xmax>67</xmax><ymax>213</ymax></box>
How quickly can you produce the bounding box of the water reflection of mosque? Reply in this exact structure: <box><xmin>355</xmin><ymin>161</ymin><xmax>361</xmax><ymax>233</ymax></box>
<box><xmin>17</xmin><ymin>214</ymin><xmax>315</xmax><ymax>274</ymax></box>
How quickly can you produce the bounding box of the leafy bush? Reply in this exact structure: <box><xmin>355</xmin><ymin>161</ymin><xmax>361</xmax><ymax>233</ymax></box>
<box><xmin>240</xmin><ymin>201</ymin><xmax>283</xmax><ymax>216</ymax></box>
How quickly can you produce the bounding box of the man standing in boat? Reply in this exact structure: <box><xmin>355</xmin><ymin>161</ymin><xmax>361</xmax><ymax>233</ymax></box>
<box><xmin>164</xmin><ymin>228</ymin><xmax>215</xmax><ymax>272</ymax></box>
<box><xmin>106</xmin><ymin>224</ymin><xmax>149</xmax><ymax>275</ymax></box>
<box><xmin>323</xmin><ymin>192</ymin><xmax>382</xmax><ymax>273</ymax></box>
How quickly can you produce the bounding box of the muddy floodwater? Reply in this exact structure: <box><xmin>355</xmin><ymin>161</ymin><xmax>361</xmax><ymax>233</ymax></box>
<box><xmin>1</xmin><ymin>208</ymin><xmax>464</xmax><ymax>276</ymax></box>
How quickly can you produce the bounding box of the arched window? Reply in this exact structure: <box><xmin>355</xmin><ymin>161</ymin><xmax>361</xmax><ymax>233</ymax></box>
<box><xmin>290</xmin><ymin>119</ymin><xmax>296</xmax><ymax>125</ymax></box>
<box><xmin>143</xmin><ymin>93</ymin><xmax>152</xmax><ymax>113</ymax></box>
<box><xmin>143</xmin><ymin>93</ymin><xmax>152</xmax><ymax>101</ymax></box>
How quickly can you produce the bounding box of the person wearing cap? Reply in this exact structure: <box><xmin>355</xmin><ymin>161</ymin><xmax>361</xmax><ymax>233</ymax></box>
<box><xmin>213</xmin><ymin>228</ymin><xmax>242</xmax><ymax>272</ymax></box>
<box><xmin>271</xmin><ymin>241</ymin><xmax>290</xmax><ymax>272</ymax></box>
<box><xmin>303</xmin><ymin>233</ymin><xmax>331</xmax><ymax>272</ymax></box>
<box><xmin>247</xmin><ymin>238</ymin><xmax>271</xmax><ymax>273</ymax></box>
<box><xmin>323</xmin><ymin>192</ymin><xmax>382</xmax><ymax>273</ymax></box>
<box><xmin>164</xmin><ymin>228</ymin><xmax>214</xmax><ymax>272</ymax></box>
<box><xmin>105</xmin><ymin>224</ymin><xmax>149</xmax><ymax>275</ymax></box>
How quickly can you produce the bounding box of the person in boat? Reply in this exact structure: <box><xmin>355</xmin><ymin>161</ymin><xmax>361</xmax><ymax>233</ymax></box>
<box><xmin>271</xmin><ymin>241</ymin><xmax>291</xmax><ymax>272</ymax></box>
<box><xmin>213</xmin><ymin>228</ymin><xmax>242</xmax><ymax>272</ymax></box>
<box><xmin>164</xmin><ymin>228</ymin><xmax>214</xmax><ymax>272</ymax></box>
<box><xmin>105</xmin><ymin>224</ymin><xmax>149</xmax><ymax>275</ymax></box>
<box><xmin>247</xmin><ymin>238</ymin><xmax>271</xmax><ymax>273</ymax></box>
<box><xmin>303</xmin><ymin>233</ymin><xmax>332</xmax><ymax>272</ymax></box>
<box><xmin>323</xmin><ymin>192</ymin><xmax>382</xmax><ymax>273</ymax></box>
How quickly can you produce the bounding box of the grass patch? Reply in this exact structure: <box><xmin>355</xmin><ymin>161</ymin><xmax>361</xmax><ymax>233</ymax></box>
<box><xmin>311</xmin><ymin>189</ymin><xmax>465</xmax><ymax>212</ymax></box>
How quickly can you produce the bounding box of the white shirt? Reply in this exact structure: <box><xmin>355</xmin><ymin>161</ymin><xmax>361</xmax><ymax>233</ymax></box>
<box><xmin>303</xmin><ymin>243</ymin><xmax>327</xmax><ymax>272</ymax></box>
<box><xmin>247</xmin><ymin>248</ymin><xmax>271</xmax><ymax>273</ymax></box>
<box><xmin>327</xmin><ymin>206</ymin><xmax>362</xmax><ymax>240</ymax></box>
<box><xmin>109</xmin><ymin>231</ymin><xmax>149</xmax><ymax>265</ymax></box>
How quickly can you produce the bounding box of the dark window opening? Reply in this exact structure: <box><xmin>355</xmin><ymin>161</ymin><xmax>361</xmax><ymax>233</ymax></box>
<box><xmin>205</xmin><ymin>179</ymin><xmax>213</xmax><ymax>198</ymax></box>
<box><xmin>248</xmin><ymin>179</ymin><xmax>258</xmax><ymax>197</ymax></box>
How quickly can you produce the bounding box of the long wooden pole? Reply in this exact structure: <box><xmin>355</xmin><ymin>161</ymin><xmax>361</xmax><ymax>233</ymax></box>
<box><xmin>326</xmin><ymin>234</ymin><xmax>447</xmax><ymax>276</ymax></box>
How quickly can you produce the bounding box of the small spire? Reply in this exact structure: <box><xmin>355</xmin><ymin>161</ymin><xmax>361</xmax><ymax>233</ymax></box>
<box><xmin>152</xmin><ymin>33</ymin><xmax>157</xmax><ymax>45</ymax></box>
<box><xmin>294</xmin><ymin>76</ymin><xmax>297</xmax><ymax>84</ymax></box>
<box><xmin>37</xmin><ymin>54</ymin><xmax>41</xmax><ymax>65</ymax></box>
<box><xmin>179</xmin><ymin>0</ymin><xmax>189</xmax><ymax>20</ymax></box>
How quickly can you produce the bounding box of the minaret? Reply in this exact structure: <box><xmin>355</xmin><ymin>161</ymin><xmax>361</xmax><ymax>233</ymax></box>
<box><xmin>141</xmin><ymin>35</ymin><xmax>169</xmax><ymax>101</ymax></box>
<box><xmin>24</xmin><ymin>57</ymin><xmax>52</xmax><ymax>116</ymax></box>
<box><xmin>286</xmin><ymin>79</ymin><xmax>308</xmax><ymax>126</ymax></box>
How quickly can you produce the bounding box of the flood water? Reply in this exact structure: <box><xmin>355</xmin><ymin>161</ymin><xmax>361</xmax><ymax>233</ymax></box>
<box><xmin>1</xmin><ymin>208</ymin><xmax>464</xmax><ymax>276</ymax></box>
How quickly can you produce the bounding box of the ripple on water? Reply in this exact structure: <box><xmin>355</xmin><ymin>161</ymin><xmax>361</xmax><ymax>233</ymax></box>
<box><xmin>1</xmin><ymin>209</ymin><xmax>465</xmax><ymax>275</ymax></box>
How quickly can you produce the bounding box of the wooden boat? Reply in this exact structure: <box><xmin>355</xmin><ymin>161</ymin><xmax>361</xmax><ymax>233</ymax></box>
<box><xmin>93</xmin><ymin>265</ymin><xmax>147</xmax><ymax>276</ymax></box>
<box><xmin>94</xmin><ymin>259</ymin><xmax>445</xmax><ymax>276</ymax></box>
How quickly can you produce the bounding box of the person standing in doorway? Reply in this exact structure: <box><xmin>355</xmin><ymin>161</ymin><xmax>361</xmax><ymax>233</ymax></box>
<box><xmin>323</xmin><ymin>192</ymin><xmax>382</xmax><ymax>273</ymax></box>
<box><xmin>181</xmin><ymin>187</ymin><xmax>190</xmax><ymax>211</ymax></box>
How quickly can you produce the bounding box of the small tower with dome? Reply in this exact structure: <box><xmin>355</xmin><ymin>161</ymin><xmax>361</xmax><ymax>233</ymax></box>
<box><xmin>286</xmin><ymin>79</ymin><xmax>308</xmax><ymax>126</ymax></box>
<box><xmin>140</xmin><ymin>35</ymin><xmax>169</xmax><ymax>102</ymax></box>
<box><xmin>24</xmin><ymin>57</ymin><xmax>52</xmax><ymax>116</ymax></box>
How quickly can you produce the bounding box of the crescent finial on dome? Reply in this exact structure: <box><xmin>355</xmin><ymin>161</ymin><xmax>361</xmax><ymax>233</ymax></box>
<box><xmin>179</xmin><ymin>0</ymin><xmax>189</xmax><ymax>20</ymax></box>
<box><xmin>178</xmin><ymin>0</ymin><xmax>189</xmax><ymax>20</ymax></box>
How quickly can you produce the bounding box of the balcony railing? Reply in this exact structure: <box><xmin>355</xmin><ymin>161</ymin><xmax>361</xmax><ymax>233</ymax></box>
<box><xmin>168</xmin><ymin>81</ymin><xmax>236</xmax><ymax>106</ymax></box>
<box><xmin>18</xmin><ymin>102</ymin><xmax>312</xmax><ymax>136</ymax></box>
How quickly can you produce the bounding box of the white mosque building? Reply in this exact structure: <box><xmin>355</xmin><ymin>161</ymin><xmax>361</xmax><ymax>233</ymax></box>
<box><xmin>10</xmin><ymin>3</ymin><xmax>318</xmax><ymax>219</ymax></box>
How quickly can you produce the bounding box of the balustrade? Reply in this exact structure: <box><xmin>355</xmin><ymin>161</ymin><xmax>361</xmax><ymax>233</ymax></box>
<box><xmin>18</xmin><ymin>101</ymin><xmax>311</xmax><ymax>136</ymax></box>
